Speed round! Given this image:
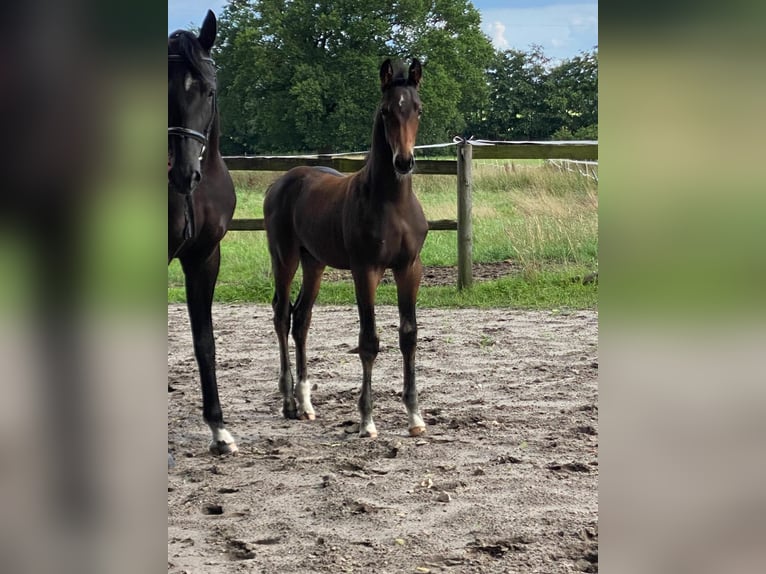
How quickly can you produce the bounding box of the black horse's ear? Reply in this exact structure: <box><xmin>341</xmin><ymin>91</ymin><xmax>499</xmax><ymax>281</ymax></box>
<box><xmin>408</xmin><ymin>58</ymin><xmax>422</xmax><ymax>89</ymax></box>
<box><xmin>380</xmin><ymin>59</ymin><xmax>394</xmax><ymax>92</ymax></box>
<box><xmin>198</xmin><ymin>10</ymin><xmax>217</xmax><ymax>52</ymax></box>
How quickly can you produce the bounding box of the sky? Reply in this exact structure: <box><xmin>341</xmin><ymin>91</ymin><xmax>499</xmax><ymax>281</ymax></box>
<box><xmin>168</xmin><ymin>0</ymin><xmax>597</xmax><ymax>62</ymax></box>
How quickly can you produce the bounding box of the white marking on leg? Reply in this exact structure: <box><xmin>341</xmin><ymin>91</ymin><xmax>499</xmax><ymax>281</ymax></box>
<box><xmin>359</xmin><ymin>419</ymin><xmax>378</xmax><ymax>438</ymax></box>
<box><xmin>408</xmin><ymin>412</ymin><xmax>426</xmax><ymax>436</ymax></box>
<box><xmin>208</xmin><ymin>426</ymin><xmax>238</xmax><ymax>455</ymax></box>
<box><xmin>295</xmin><ymin>379</ymin><xmax>316</xmax><ymax>420</ymax></box>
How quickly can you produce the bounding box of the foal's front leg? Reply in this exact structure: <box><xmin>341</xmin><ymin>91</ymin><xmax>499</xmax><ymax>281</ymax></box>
<box><xmin>352</xmin><ymin>267</ymin><xmax>384</xmax><ymax>438</ymax></box>
<box><xmin>394</xmin><ymin>259</ymin><xmax>426</xmax><ymax>436</ymax></box>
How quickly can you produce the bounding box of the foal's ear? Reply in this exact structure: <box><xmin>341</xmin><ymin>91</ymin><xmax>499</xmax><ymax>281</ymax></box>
<box><xmin>380</xmin><ymin>59</ymin><xmax>394</xmax><ymax>92</ymax></box>
<box><xmin>408</xmin><ymin>59</ymin><xmax>422</xmax><ymax>89</ymax></box>
<box><xmin>198</xmin><ymin>10</ymin><xmax>217</xmax><ymax>52</ymax></box>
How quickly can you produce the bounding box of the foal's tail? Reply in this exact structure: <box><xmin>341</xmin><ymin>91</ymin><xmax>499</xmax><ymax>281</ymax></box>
<box><xmin>263</xmin><ymin>174</ymin><xmax>301</xmax><ymax>324</ymax></box>
<box><xmin>263</xmin><ymin>178</ymin><xmax>299</xmax><ymax>263</ymax></box>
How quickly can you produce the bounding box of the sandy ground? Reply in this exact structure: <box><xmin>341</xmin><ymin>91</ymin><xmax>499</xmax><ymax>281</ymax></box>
<box><xmin>168</xmin><ymin>304</ymin><xmax>598</xmax><ymax>573</ymax></box>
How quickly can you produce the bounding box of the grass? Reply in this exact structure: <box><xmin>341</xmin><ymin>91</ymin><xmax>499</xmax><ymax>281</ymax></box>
<box><xmin>168</xmin><ymin>160</ymin><xmax>598</xmax><ymax>309</ymax></box>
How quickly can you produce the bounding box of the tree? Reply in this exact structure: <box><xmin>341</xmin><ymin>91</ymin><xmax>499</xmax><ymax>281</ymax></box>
<box><xmin>469</xmin><ymin>46</ymin><xmax>552</xmax><ymax>140</ymax></box>
<box><xmin>547</xmin><ymin>49</ymin><xmax>598</xmax><ymax>139</ymax></box>
<box><xmin>468</xmin><ymin>46</ymin><xmax>598</xmax><ymax>141</ymax></box>
<box><xmin>214</xmin><ymin>0</ymin><xmax>494</xmax><ymax>154</ymax></box>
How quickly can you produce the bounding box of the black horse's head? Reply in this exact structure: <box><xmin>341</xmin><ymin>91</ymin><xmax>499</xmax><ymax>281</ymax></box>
<box><xmin>379</xmin><ymin>58</ymin><xmax>423</xmax><ymax>176</ymax></box>
<box><xmin>168</xmin><ymin>10</ymin><xmax>218</xmax><ymax>194</ymax></box>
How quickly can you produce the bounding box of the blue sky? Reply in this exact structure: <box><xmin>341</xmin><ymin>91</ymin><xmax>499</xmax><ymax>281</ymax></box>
<box><xmin>168</xmin><ymin>1</ymin><xmax>597</xmax><ymax>61</ymax></box>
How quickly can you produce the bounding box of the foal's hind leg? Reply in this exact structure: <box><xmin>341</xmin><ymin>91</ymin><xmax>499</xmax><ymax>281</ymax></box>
<box><xmin>291</xmin><ymin>252</ymin><xmax>325</xmax><ymax>420</ymax></box>
<box><xmin>270</xmin><ymin>248</ymin><xmax>300</xmax><ymax>419</ymax></box>
<box><xmin>394</xmin><ymin>259</ymin><xmax>426</xmax><ymax>436</ymax></box>
<box><xmin>181</xmin><ymin>246</ymin><xmax>238</xmax><ymax>455</ymax></box>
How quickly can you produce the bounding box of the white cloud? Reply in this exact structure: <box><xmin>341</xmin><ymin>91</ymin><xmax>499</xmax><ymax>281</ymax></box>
<box><xmin>489</xmin><ymin>21</ymin><xmax>510</xmax><ymax>50</ymax></box>
<box><xmin>570</xmin><ymin>14</ymin><xmax>598</xmax><ymax>34</ymax></box>
<box><xmin>480</xmin><ymin>3</ymin><xmax>598</xmax><ymax>59</ymax></box>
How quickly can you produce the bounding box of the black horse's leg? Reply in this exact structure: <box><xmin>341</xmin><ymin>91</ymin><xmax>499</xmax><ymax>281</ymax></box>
<box><xmin>181</xmin><ymin>246</ymin><xmax>237</xmax><ymax>455</ymax></box>
<box><xmin>270</xmin><ymin>247</ymin><xmax>300</xmax><ymax>419</ymax></box>
<box><xmin>394</xmin><ymin>258</ymin><xmax>426</xmax><ymax>436</ymax></box>
<box><xmin>351</xmin><ymin>266</ymin><xmax>384</xmax><ymax>438</ymax></box>
<box><xmin>291</xmin><ymin>252</ymin><xmax>325</xmax><ymax>420</ymax></box>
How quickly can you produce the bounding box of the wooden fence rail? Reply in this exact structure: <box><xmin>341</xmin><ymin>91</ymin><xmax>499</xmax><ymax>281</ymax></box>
<box><xmin>228</xmin><ymin>218</ymin><xmax>459</xmax><ymax>232</ymax></box>
<box><xmin>224</xmin><ymin>155</ymin><xmax>457</xmax><ymax>175</ymax></box>
<box><xmin>223</xmin><ymin>140</ymin><xmax>597</xmax><ymax>289</ymax></box>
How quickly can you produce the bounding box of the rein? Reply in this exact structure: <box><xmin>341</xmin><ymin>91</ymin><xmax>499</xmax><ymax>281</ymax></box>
<box><xmin>168</xmin><ymin>53</ymin><xmax>217</xmax><ymax>249</ymax></box>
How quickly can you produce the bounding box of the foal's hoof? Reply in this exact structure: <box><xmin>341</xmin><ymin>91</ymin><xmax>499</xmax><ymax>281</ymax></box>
<box><xmin>282</xmin><ymin>407</ymin><xmax>299</xmax><ymax>420</ymax></box>
<box><xmin>297</xmin><ymin>402</ymin><xmax>316</xmax><ymax>421</ymax></box>
<box><xmin>409</xmin><ymin>425</ymin><xmax>427</xmax><ymax>437</ymax></box>
<box><xmin>209</xmin><ymin>440</ymin><xmax>239</xmax><ymax>456</ymax></box>
<box><xmin>359</xmin><ymin>423</ymin><xmax>378</xmax><ymax>439</ymax></box>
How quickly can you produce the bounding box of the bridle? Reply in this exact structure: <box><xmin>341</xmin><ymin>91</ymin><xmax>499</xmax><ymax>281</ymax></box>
<box><xmin>168</xmin><ymin>54</ymin><xmax>217</xmax><ymax>159</ymax></box>
<box><xmin>168</xmin><ymin>52</ymin><xmax>217</xmax><ymax>250</ymax></box>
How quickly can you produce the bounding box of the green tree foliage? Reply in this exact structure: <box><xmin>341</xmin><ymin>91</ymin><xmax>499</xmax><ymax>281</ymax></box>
<box><xmin>468</xmin><ymin>46</ymin><xmax>598</xmax><ymax>141</ymax></box>
<box><xmin>546</xmin><ymin>50</ymin><xmax>598</xmax><ymax>140</ymax></box>
<box><xmin>469</xmin><ymin>46</ymin><xmax>551</xmax><ymax>140</ymax></box>
<box><xmin>213</xmin><ymin>1</ymin><xmax>597</xmax><ymax>153</ymax></box>
<box><xmin>214</xmin><ymin>0</ymin><xmax>494</xmax><ymax>154</ymax></box>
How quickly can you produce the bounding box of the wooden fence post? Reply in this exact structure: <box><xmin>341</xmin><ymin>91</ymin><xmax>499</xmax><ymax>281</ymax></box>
<box><xmin>456</xmin><ymin>141</ymin><xmax>473</xmax><ymax>289</ymax></box>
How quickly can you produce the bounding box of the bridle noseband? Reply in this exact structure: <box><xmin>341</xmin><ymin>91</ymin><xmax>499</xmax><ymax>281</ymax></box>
<box><xmin>167</xmin><ymin>126</ymin><xmax>208</xmax><ymax>146</ymax></box>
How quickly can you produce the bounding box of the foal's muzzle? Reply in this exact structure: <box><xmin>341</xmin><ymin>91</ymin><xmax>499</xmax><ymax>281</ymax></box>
<box><xmin>393</xmin><ymin>153</ymin><xmax>415</xmax><ymax>175</ymax></box>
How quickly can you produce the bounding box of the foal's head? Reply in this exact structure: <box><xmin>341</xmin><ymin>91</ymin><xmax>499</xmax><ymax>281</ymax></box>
<box><xmin>378</xmin><ymin>58</ymin><xmax>423</xmax><ymax>177</ymax></box>
<box><xmin>168</xmin><ymin>10</ymin><xmax>218</xmax><ymax>194</ymax></box>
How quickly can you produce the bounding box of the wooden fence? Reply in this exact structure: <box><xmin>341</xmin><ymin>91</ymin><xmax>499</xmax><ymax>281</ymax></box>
<box><xmin>224</xmin><ymin>140</ymin><xmax>598</xmax><ymax>289</ymax></box>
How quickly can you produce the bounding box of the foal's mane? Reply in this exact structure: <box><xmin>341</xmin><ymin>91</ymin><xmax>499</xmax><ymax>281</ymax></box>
<box><xmin>168</xmin><ymin>30</ymin><xmax>216</xmax><ymax>88</ymax></box>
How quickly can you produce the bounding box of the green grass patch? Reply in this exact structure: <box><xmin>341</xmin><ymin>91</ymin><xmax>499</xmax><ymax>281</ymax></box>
<box><xmin>169</xmin><ymin>162</ymin><xmax>598</xmax><ymax>309</ymax></box>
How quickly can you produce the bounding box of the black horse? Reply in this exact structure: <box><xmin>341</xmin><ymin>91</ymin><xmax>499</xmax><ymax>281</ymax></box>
<box><xmin>168</xmin><ymin>11</ymin><xmax>237</xmax><ymax>454</ymax></box>
<box><xmin>264</xmin><ymin>59</ymin><xmax>428</xmax><ymax>438</ymax></box>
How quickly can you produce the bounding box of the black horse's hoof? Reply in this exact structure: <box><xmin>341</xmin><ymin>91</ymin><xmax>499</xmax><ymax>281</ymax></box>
<box><xmin>209</xmin><ymin>440</ymin><xmax>239</xmax><ymax>456</ymax></box>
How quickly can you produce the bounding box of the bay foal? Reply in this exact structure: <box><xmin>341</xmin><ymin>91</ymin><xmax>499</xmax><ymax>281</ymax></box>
<box><xmin>264</xmin><ymin>59</ymin><xmax>428</xmax><ymax>437</ymax></box>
